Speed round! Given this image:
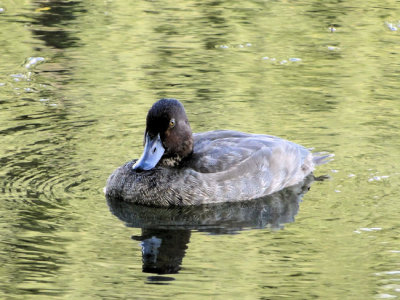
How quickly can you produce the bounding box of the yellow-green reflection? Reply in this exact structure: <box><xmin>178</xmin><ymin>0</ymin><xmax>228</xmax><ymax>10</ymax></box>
<box><xmin>0</xmin><ymin>0</ymin><xmax>399</xmax><ymax>299</ymax></box>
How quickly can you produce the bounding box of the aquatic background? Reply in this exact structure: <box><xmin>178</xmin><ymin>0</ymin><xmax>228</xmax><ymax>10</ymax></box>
<box><xmin>0</xmin><ymin>0</ymin><xmax>399</xmax><ymax>299</ymax></box>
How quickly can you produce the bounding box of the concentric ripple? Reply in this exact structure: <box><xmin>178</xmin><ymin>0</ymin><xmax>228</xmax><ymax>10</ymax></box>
<box><xmin>0</xmin><ymin>83</ymin><xmax>96</xmax><ymax>205</ymax></box>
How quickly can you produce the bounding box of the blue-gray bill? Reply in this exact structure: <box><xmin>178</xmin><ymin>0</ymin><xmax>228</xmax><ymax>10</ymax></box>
<box><xmin>132</xmin><ymin>133</ymin><xmax>165</xmax><ymax>171</ymax></box>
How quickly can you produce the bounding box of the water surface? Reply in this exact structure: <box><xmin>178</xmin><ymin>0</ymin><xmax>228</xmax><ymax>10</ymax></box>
<box><xmin>1</xmin><ymin>0</ymin><xmax>400</xmax><ymax>299</ymax></box>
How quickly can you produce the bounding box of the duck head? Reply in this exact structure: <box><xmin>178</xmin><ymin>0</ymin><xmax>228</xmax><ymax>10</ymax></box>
<box><xmin>133</xmin><ymin>99</ymin><xmax>193</xmax><ymax>171</ymax></box>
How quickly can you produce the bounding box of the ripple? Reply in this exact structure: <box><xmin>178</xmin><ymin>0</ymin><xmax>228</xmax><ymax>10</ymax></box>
<box><xmin>10</xmin><ymin>73</ymin><xmax>32</xmax><ymax>82</ymax></box>
<box><xmin>360</xmin><ymin>227</ymin><xmax>382</xmax><ymax>232</ymax></box>
<box><xmin>368</xmin><ymin>175</ymin><xmax>389</xmax><ymax>182</ymax></box>
<box><xmin>216</xmin><ymin>42</ymin><xmax>252</xmax><ymax>49</ymax></box>
<box><xmin>327</xmin><ymin>46</ymin><xmax>340</xmax><ymax>51</ymax></box>
<box><xmin>385</xmin><ymin>22</ymin><xmax>398</xmax><ymax>31</ymax></box>
<box><xmin>378</xmin><ymin>294</ymin><xmax>397</xmax><ymax>299</ymax></box>
<box><xmin>24</xmin><ymin>57</ymin><xmax>45</xmax><ymax>69</ymax></box>
<box><xmin>262</xmin><ymin>56</ymin><xmax>302</xmax><ymax>65</ymax></box>
<box><xmin>354</xmin><ymin>227</ymin><xmax>382</xmax><ymax>234</ymax></box>
<box><xmin>2</xmin><ymin>149</ymin><xmax>91</xmax><ymax>204</ymax></box>
<box><xmin>0</xmin><ymin>105</ymin><xmax>96</xmax><ymax>204</ymax></box>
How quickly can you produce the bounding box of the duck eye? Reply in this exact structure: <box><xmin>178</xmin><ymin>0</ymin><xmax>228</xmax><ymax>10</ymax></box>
<box><xmin>169</xmin><ymin>119</ymin><xmax>175</xmax><ymax>128</ymax></box>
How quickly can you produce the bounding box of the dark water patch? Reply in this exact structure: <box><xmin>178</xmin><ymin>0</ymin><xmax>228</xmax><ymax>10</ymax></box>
<box><xmin>0</xmin><ymin>123</ymin><xmax>46</xmax><ymax>136</ymax></box>
<box><xmin>29</xmin><ymin>0</ymin><xmax>87</xmax><ymax>49</ymax></box>
<box><xmin>146</xmin><ymin>276</ymin><xmax>176</xmax><ymax>285</ymax></box>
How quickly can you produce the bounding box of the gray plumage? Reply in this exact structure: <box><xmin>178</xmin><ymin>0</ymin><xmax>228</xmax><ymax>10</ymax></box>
<box><xmin>105</xmin><ymin>99</ymin><xmax>331</xmax><ymax>207</ymax></box>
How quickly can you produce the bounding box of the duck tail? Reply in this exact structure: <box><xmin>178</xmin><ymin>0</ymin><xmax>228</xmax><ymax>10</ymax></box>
<box><xmin>312</xmin><ymin>152</ymin><xmax>334</xmax><ymax>166</ymax></box>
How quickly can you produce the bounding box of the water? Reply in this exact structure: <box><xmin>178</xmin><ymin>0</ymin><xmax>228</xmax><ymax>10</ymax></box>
<box><xmin>1</xmin><ymin>0</ymin><xmax>400</xmax><ymax>299</ymax></box>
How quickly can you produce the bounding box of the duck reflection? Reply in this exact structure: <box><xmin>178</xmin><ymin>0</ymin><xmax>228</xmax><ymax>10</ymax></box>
<box><xmin>131</xmin><ymin>229</ymin><xmax>190</xmax><ymax>275</ymax></box>
<box><xmin>106</xmin><ymin>174</ymin><xmax>318</xmax><ymax>275</ymax></box>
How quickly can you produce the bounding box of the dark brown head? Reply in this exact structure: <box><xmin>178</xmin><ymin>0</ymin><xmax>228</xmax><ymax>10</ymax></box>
<box><xmin>133</xmin><ymin>99</ymin><xmax>193</xmax><ymax>171</ymax></box>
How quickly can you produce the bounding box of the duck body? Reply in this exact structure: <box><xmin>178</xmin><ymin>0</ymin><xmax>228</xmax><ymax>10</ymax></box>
<box><xmin>105</xmin><ymin>99</ymin><xmax>329</xmax><ymax>207</ymax></box>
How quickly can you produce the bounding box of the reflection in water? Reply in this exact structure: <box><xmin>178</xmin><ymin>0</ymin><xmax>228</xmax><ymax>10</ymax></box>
<box><xmin>31</xmin><ymin>1</ymin><xmax>84</xmax><ymax>49</ymax></box>
<box><xmin>132</xmin><ymin>229</ymin><xmax>190</xmax><ymax>275</ymax></box>
<box><xmin>107</xmin><ymin>175</ymin><xmax>316</xmax><ymax>275</ymax></box>
<box><xmin>1</xmin><ymin>0</ymin><xmax>399</xmax><ymax>297</ymax></box>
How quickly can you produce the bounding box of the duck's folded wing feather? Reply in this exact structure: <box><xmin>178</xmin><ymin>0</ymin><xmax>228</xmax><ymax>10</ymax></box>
<box><xmin>187</xmin><ymin>130</ymin><xmax>314</xmax><ymax>199</ymax></box>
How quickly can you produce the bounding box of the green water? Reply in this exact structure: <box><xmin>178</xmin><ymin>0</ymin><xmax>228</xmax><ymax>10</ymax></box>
<box><xmin>1</xmin><ymin>0</ymin><xmax>399</xmax><ymax>299</ymax></box>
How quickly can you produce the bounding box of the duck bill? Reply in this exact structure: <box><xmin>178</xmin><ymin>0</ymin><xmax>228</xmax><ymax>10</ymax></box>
<box><xmin>132</xmin><ymin>133</ymin><xmax>165</xmax><ymax>171</ymax></box>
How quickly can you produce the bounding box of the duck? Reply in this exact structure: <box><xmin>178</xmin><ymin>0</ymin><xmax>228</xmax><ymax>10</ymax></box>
<box><xmin>105</xmin><ymin>98</ymin><xmax>331</xmax><ymax>207</ymax></box>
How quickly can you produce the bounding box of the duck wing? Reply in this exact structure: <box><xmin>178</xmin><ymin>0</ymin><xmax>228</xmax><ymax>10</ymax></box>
<box><xmin>185</xmin><ymin>130</ymin><xmax>314</xmax><ymax>198</ymax></box>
